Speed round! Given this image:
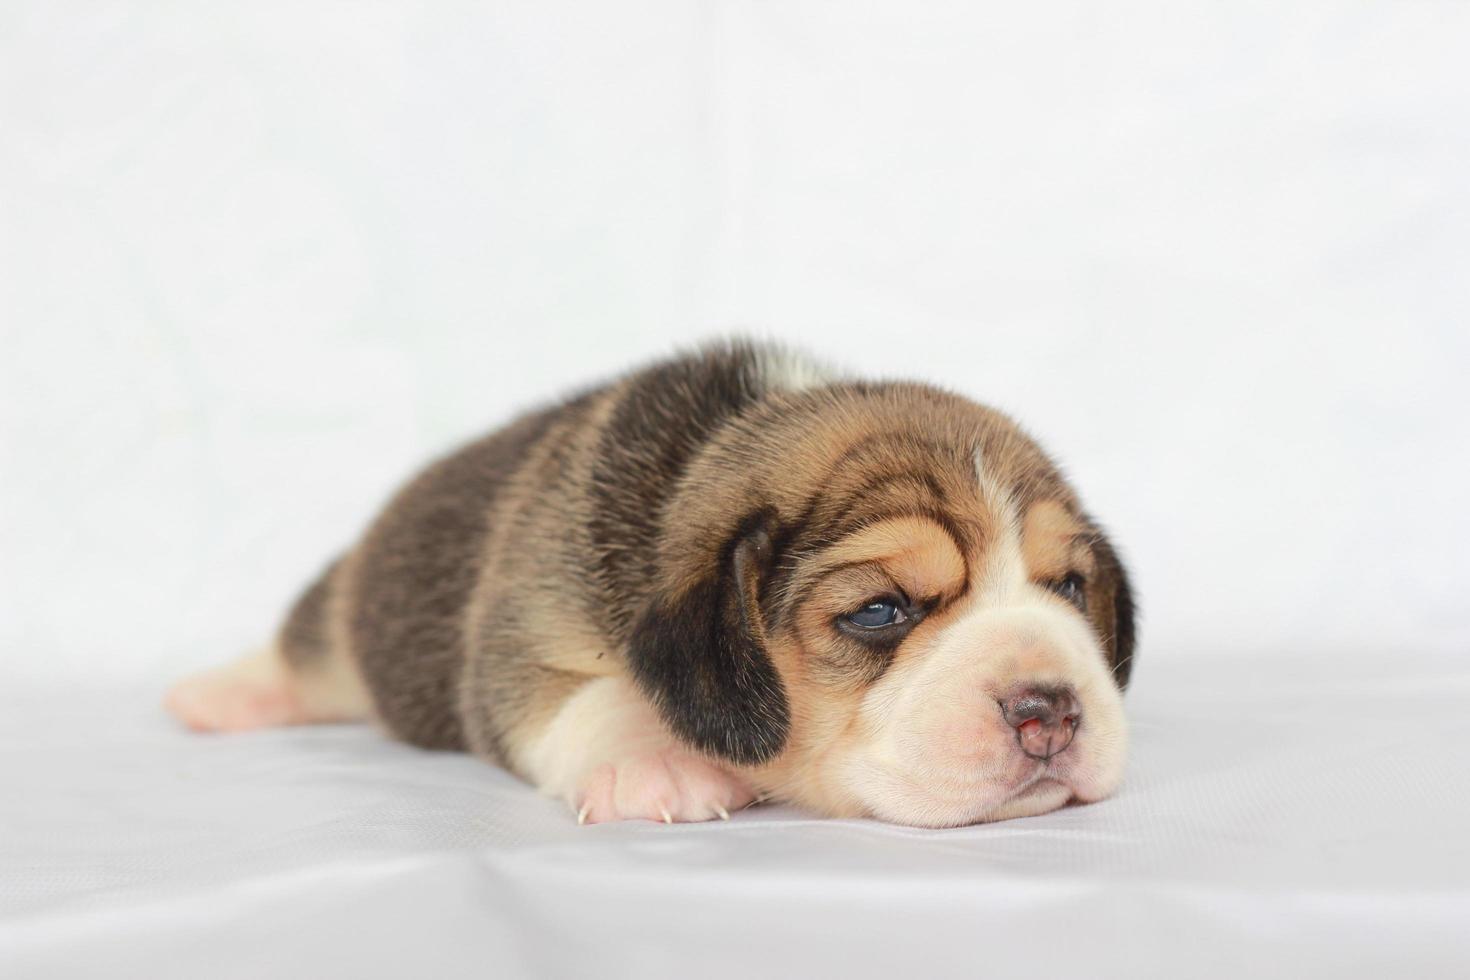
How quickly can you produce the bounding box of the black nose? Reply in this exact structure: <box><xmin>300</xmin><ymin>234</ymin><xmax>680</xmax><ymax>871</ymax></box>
<box><xmin>1000</xmin><ymin>685</ymin><xmax>1081</xmax><ymax>760</ymax></box>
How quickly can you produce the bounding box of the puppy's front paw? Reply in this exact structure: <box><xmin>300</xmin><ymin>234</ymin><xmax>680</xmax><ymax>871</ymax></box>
<box><xmin>573</xmin><ymin>749</ymin><xmax>755</xmax><ymax>825</ymax></box>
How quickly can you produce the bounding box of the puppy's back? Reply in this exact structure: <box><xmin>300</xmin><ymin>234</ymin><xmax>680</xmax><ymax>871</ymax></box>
<box><xmin>282</xmin><ymin>398</ymin><xmax>578</xmax><ymax>749</ymax></box>
<box><xmin>285</xmin><ymin>341</ymin><xmax>809</xmax><ymax>753</ymax></box>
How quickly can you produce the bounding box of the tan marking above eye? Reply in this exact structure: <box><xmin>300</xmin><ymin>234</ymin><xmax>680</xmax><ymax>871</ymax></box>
<box><xmin>813</xmin><ymin>516</ymin><xmax>966</xmax><ymax>603</ymax></box>
<box><xmin>1020</xmin><ymin>500</ymin><xmax>1096</xmax><ymax>582</ymax></box>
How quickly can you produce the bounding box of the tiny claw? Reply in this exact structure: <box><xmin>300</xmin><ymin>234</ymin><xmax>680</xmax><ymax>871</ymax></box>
<box><xmin>713</xmin><ymin>803</ymin><xmax>730</xmax><ymax>821</ymax></box>
<box><xmin>659</xmin><ymin>805</ymin><xmax>673</xmax><ymax>824</ymax></box>
<box><xmin>576</xmin><ymin>802</ymin><xmax>591</xmax><ymax>826</ymax></box>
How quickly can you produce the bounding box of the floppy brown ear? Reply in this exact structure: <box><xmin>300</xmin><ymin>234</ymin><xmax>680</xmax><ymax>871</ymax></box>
<box><xmin>625</xmin><ymin>509</ymin><xmax>790</xmax><ymax>765</ymax></box>
<box><xmin>1087</xmin><ymin>528</ymin><xmax>1138</xmax><ymax>689</ymax></box>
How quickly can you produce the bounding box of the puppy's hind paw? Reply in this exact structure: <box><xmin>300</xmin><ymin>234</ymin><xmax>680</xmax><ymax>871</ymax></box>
<box><xmin>164</xmin><ymin>648</ymin><xmax>304</xmax><ymax>733</ymax></box>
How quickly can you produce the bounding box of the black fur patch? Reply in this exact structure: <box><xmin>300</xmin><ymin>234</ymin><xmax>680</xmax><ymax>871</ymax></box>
<box><xmin>626</xmin><ymin>510</ymin><xmax>791</xmax><ymax>765</ymax></box>
<box><xmin>588</xmin><ymin>342</ymin><xmax>768</xmax><ymax>638</ymax></box>
<box><xmin>1091</xmin><ymin>530</ymin><xmax>1138</xmax><ymax>689</ymax></box>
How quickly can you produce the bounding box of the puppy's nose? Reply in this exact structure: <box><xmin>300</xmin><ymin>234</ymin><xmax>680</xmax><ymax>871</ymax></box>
<box><xmin>1000</xmin><ymin>686</ymin><xmax>1080</xmax><ymax>760</ymax></box>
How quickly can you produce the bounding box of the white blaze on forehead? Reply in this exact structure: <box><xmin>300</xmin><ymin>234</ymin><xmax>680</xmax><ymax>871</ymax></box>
<box><xmin>974</xmin><ymin>448</ymin><xmax>1029</xmax><ymax>603</ymax></box>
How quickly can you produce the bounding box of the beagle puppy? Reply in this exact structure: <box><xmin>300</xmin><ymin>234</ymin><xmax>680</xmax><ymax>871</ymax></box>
<box><xmin>167</xmin><ymin>341</ymin><xmax>1136</xmax><ymax>828</ymax></box>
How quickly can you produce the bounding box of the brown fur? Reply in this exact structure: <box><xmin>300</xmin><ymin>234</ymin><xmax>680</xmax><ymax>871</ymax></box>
<box><xmin>193</xmin><ymin>340</ymin><xmax>1136</xmax><ymax>822</ymax></box>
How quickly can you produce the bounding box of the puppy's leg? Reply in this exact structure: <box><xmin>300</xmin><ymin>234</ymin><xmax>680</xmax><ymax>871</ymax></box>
<box><xmin>515</xmin><ymin>676</ymin><xmax>755</xmax><ymax>824</ymax></box>
<box><xmin>164</xmin><ymin>560</ymin><xmax>372</xmax><ymax>732</ymax></box>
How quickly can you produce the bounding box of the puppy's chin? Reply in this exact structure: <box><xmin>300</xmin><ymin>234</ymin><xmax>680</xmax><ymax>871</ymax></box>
<box><xmin>978</xmin><ymin>778</ymin><xmax>1075</xmax><ymax>823</ymax></box>
<box><xmin>897</xmin><ymin>776</ymin><xmax>1078</xmax><ymax>829</ymax></box>
<box><xmin>834</xmin><ymin>738</ymin><xmax>1128</xmax><ymax>827</ymax></box>
<box><xmin>834</xmin><ymin>756</ymin><xmax>1083</xmax><ymax>829</ymax></box>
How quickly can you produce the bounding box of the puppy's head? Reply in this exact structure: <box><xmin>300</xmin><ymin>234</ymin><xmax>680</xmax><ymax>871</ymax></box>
<box><xmin>628</xmin><ymin>383</ymin><xmax>1135</xmax><ymax>827</ymax></box>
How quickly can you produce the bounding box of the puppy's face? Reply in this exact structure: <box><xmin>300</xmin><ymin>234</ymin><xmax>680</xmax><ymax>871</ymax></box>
<box><xmin>762</xmin><ymin>497</ymin><xmax>1129</xmax><ymax>827</ymax></box>
<box><xmin>630</xmin><ymin>385</ymin><xmax>1135</xmax><ymax>828</ymax></box>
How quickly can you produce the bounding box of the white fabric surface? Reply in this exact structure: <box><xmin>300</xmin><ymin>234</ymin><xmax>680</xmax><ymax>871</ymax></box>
<box><xmin>4</xmin><ymin>652</ymin><xmax>1467</xmax><ymax>979</ymax></box>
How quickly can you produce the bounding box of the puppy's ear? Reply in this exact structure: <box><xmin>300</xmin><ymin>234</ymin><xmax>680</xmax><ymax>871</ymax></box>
<box><xmin>1087</xmin><ymin>529</ymin><xmax>1138</xmax><ymax>689</ymax></box>
<box><xmin>626</xmin><ymin>509</ymin><xmax>789</xmax><ymax>765</ymax></box>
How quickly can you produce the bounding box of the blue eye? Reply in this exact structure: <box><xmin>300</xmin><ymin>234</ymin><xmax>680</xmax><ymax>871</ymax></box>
<box><xmin>845</xmin><ymin>598</ymin><xmax>908</xmax><ymax>630</ymax></box>
<box><xmin>1048</xmin><ymin>573</ymin><xmax>1087</xmax><ymax>609</ymax></box>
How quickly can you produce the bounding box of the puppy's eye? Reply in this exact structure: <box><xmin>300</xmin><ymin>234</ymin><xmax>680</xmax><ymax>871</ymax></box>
<box><xmin>1047</xmin><ymin>573</ymin><xmax>1087</xmax><ymax>610</ymax></box>
<box><xmin>844</xmin><ymin>598</ymin><xmax>908</xmax><ymax>630</ymax></box>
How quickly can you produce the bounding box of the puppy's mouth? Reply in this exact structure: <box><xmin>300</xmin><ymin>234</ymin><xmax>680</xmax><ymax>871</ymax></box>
<box><xmin>973</xmin><ymin>732</ymin><xmax>1110</xmax><ymax>820</ymax></box>
<box><xmin>975</xmin><ymin>728</ymin><xmax>1118</xmax><ymax>821</ymax></box>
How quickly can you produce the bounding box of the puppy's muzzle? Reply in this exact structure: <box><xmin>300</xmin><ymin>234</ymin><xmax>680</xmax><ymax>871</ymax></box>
<box><xmin>1000</xmin><ymin>685</ymin><xmax>1080</xmax><ymax>760</ymax></box>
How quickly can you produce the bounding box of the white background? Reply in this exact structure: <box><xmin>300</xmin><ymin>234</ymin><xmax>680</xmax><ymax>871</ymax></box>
<box><xmin>3</xmin><ymin>1</ymin><xmax>1468</xmax><ymax>686</ymax></box>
